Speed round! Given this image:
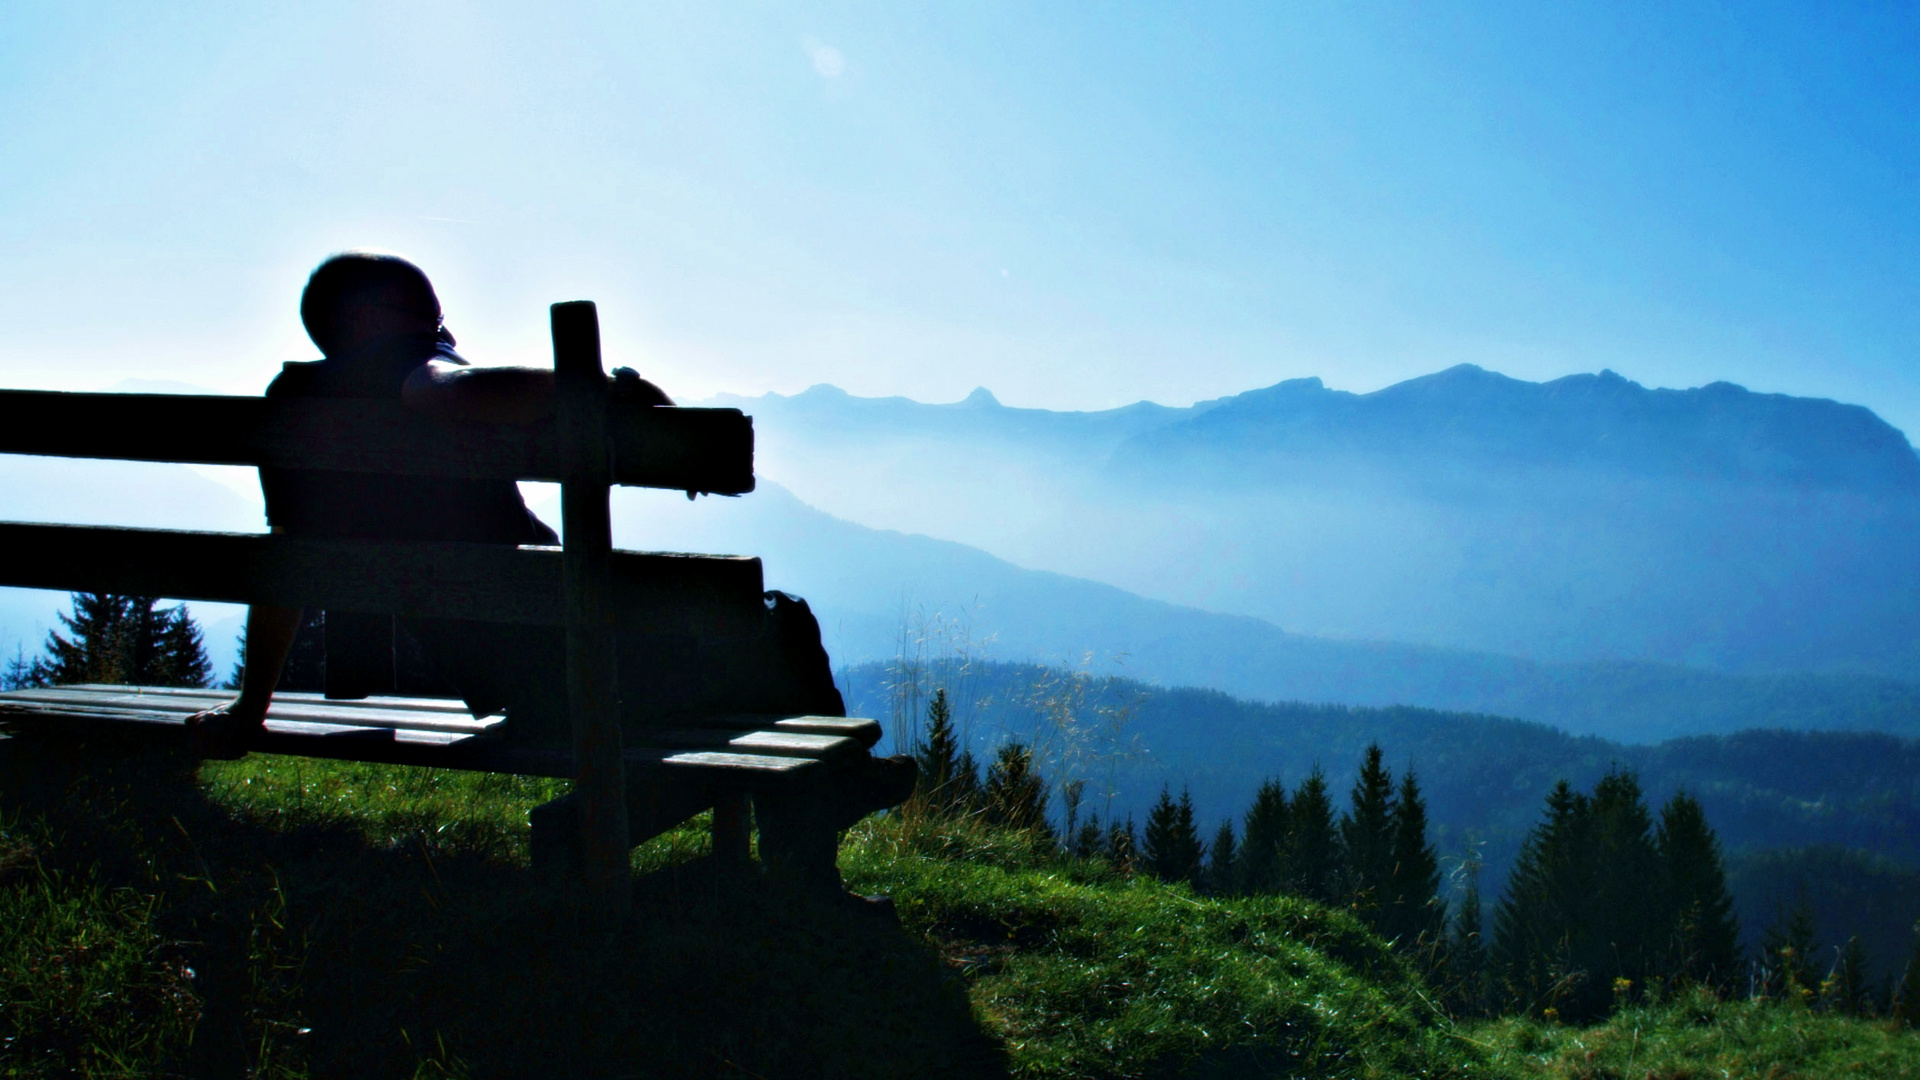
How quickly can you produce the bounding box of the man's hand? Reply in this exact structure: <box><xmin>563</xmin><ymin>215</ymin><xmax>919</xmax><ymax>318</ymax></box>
<box><xmin>610</xmin><ymin>366</ymin><xmax>673</xmax><ymax>407</ymax></box>
<box><xmin>185</xmin><ymin>699</ymin><xmax>267</xmax><ymax>760</ymax></box>
<box><xmin>402</xmin><ymin>362</ymin><xmax>674</xmax><ymax>425</ymax></box>
<box><xmin>188</xmin><ymin>603</ymin><xmax>302</xmax><ymax>761</ymax></box>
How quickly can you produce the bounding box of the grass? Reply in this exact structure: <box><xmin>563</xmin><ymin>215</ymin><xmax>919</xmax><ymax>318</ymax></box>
<box><xmin>843</xmin><ymin>812</ymin><xmax>1473</xmax><ymax>1078</ymax></box>
<box><xmin>0</xmin><ymin>724</ymin><xmax>1914</xmax><ymax>1077</ymax></box>
<box><xmin>1472</xmin><ymin>987</ymin><xmax>1920</xmax><ymax>1078</ymax></box>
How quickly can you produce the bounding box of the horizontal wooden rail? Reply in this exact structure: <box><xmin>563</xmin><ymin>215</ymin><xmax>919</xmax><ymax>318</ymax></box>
<box><xmin>0</xmin><ymin>391</ymin><xmax>754</xmax><ymax>494</ymax></box>
<box><xmin>0</xmin><ymin>523</ymin><xmax>766</xmax><ymax>635</ymax></box>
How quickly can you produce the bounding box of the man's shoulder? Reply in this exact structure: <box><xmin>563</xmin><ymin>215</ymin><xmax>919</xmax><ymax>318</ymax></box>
<box><xmin>264</xmin><ymin>359</ymin><xmax>326</xmax><ymax>399</ymax></box>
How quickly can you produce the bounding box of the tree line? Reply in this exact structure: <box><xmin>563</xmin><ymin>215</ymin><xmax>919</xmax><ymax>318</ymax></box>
<box><xmin>4</xmin><ymin>592</ymin><xmax>213</xmax><ymax>690</ymax></box>
<box><xmin>905</xmin><ymin>684</ymin><xmax>1920</xmax><ymax>1024</ymax></box>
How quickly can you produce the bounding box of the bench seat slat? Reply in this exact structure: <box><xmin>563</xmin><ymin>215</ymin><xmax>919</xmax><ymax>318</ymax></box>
<box><xmin>643</xmin><ymin>728</ymin><xmax>856</xmax><ymax>759</ymax></box>
<box><xmin>0</xmin><ymin>691</ymin><xmax>500</xmax><ymax>735</ymax></box>
<box><xmin>0</xmin><ymin>688</ymin><xmax>859</xmax><ymax>786</ymax></box>
<box><xmin>646</xmin><ymin>750</ymin><xmax>817</xmax><ymax>773</ymax></box>
<box><xmin>0</xmin><ymin>391</ymin><xmax>755</xmax><ymax>495</ymax></box>
<box><xmin>55</xmin><ymin>685</ymin><xmax>480</xmax><ymax>715</ymax></box>
<box><xmin>0</xmin><ymin>687</ymin><xmax>501</xmax><ymax>735</ymax></box>
<box><xmin>679</xmin><ymin>713</ymin><xmax>883</xmax><ymax>749</ymax></box>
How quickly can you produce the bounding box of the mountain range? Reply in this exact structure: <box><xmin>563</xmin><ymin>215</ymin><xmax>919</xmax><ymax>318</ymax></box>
<box><xmin>712</xmin><ymin>366</ymin><xmax>1920</xmax><ymax>678</ymax></box>
<box><xmin>4</xmin><ymin>366</ymin><xmax>1919</xmax><ymax>744</ymax></box>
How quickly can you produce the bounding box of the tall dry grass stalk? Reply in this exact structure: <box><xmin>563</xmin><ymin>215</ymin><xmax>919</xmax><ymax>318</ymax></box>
<box><xmin>1018</xmin><ymin>653</ymin><xmax>1147</xmax><ymax>830</ymax></box>
<box><xmin>883</xmin><ymin>604</ymin><xmax>991</xmax><ymax>764</ymax></box>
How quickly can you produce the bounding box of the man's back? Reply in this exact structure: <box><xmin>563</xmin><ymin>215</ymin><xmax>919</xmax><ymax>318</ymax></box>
<box><xmin>261</xmin><ymin>332</ymin><xmax>557</xmax><ymax>545</ymax></box>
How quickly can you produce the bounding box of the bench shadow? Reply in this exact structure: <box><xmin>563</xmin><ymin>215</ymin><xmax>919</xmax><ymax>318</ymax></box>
<box><xmin>0</xmin><ymin>725</ymin><xmax>1009</xmax><ymax>1079</ymax></box>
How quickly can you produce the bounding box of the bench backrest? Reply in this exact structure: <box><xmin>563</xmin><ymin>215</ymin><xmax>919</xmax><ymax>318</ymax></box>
<box><xmin>0</xmin><ymin>301</ymin><xmax>730</xmax><ymax>908</ymax></box>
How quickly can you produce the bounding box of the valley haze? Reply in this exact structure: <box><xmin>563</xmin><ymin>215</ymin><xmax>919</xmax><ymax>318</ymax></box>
<box><xmin>4</xmin><ymin>364</ymin><xmax>1918</xmax><ymax>747</ymax></box>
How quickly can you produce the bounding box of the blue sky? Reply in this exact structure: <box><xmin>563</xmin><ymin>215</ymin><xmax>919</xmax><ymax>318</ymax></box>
<box><xmin>3</xmin><ymin>1</ymin><xmax>1918</xmax><ymax>431</ymax></box>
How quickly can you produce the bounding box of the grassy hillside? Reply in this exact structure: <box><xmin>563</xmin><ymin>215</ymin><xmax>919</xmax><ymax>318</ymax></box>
<box><xmin>0</xmin><ymin>725</ymin><xmax>1913</xmax><ymax>1077</ymax></box>
<box><xmin>844</xmin><ymin>659</ymin><xmax>1920</xmax><ymax>866</ymax></box>
<box><xmin>845</xmin><ymin>659</ymin><xmax>1920</xmax><ymax>981</ymax></box>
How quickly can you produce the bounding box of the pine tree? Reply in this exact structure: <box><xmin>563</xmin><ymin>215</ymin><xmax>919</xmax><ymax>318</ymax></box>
<box><xmin>1587</xmin><ymin>771</ymin><xmax>1663</xmax><ymax>1000</ymax></box>
<box><xmin>1341</xmin><ymin>744</ymin><xmax>1397</xmax><ymax>922</ymax></box>
<box><xmin>156</xmin><ymin>605</ymin><xmax>213</xmax><ymax>687</ymax></box>
<box><xmin>1143</xmin><ymin>785</ymin><xmax>1205</xmax><ymax>885</ymax></box>
<box><xmin>914</xmin><ymin>688</ymin><xmax>975</xmax><ymax>815</ymax></box>
<box><xmin>1208</xmin><ymin>820</ymin><xmax>1237</xmax><ymax>896</ymax></box>
<box><xmin>1106</xmin><ymin>815</ymin><xmax>1139</xmax><ymax>873</ymax></box>
<box><xmin>1385</xmin><ymin>766</ymin><xmax>1442</xmax><ymax>949</ymax></box>
<box><xmin>1492</xmin><ymin>771</ymin><xmax>1665</xmax><ymax>1021</ymax></box>
<box><xmin>1447</xmin><ymin>851</ymin><xmax>1490</xmax><ymax>1016</ymax></box>
<box><xmin>1895</xmin><ymin>928</ymin><xmax>1920</xmax><ymax>1028</ymax></box>
<box><xmin>30</xmin><ymin>592</ymin><xmax>133</xmax><ymax>685</ymax></box>
<box><xmin>955</xmin><ymin>747</ymin><xmax>982</xmax><ymax>809</ymax></box>
<box><xmin>22</xmin><ymin>593</ymin><xmax>212</xmax><ymax>688</ymax></box>
<box><xmin>224</xmin><ymin>631</ymin><xmax>247</xmax><ymax>690</ymax></box>
<box><xmin>1493</xmin><ymin>780</ymin><xmax>1593</xmax><ymax>1018</ymax></box>
<box><xmin>982</xmin><ymin>741</ymin><xmax>1051</xmax><ymax>839</ymax></box>
<box><xmin>1143</xmin><ymin>788</ymin><xmax>1178</xmax><ymax>879</ymax></box>
<box><xmin>4</xmin><ymin>645</ymin><xmax>39</xmax><ymax>691</ymax></box>
<box><xmin>1762</xmin><ymin>892</ymin><xmax>1820</xmax><ymax>1005</ymax></box>
<box><xmin>1832</xmin><ymin>937</ymin><xmax>1872</xmax><ymax>1016</ymax></box>
<box><xmin>1286</xmin><ymin>769</ymin><xmax>1340</xmax><ymax>904</ymax></box>
<box><xmin>1237</xmin><ymin>777</ymin><xmax>1290</xmax><ymax>895</ymax></box>
<box><xmin>1176</xmin><ymin>789</ymin><xmax>1203</xmax><ymax>885</ymax></box>
<box><xmin>1072</xmin><ymin>811</ymin><xmax>1104</xmax><ymax>860</ymax></box>
<box><xmin>1656</xmin><ymin>790</ymin><xmax>1741</xmax><ymax>988</ymax></box>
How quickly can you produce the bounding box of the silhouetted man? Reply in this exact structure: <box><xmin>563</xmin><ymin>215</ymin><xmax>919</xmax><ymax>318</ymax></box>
<box><xmin>186</xmin><ymin>252</ymin><xmax>852</xmax><ymax>758</ymax></box>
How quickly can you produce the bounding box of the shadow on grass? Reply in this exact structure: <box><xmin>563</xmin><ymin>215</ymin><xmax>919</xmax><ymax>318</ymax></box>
<box><xmin>0</xmin><ymin>725</ymin><xmax>1008</xmax><ymax>1078</ymax></box>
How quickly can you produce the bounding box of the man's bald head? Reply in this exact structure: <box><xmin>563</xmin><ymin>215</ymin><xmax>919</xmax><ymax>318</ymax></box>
<box><xmin>300</xmin><ymin>251</ymin><xmax>441</xmax><ymax>356</ymax></box>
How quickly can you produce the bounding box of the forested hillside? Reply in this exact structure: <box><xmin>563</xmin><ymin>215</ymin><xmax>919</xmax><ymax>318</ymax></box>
<box><xmin>842</xmin><ymin>658</ymin><xmax>1920</xmax><ymax>982</ymax></box>
<box><xmin>602</xmin><ymin>480</ymin><xmax>1920</xmax><ymax>744</ymax></box>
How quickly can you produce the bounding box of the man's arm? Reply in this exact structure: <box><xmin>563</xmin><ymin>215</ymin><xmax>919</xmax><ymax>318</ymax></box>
<box><xmin>402</xmin><ymin>361</ymin><xmax>557</xmax><ymax>425</ymax></box>
<box><xmin>401</xmin><ymin>362</ymin><xmax>673</xmax><ymax>424</ymax></box>
<box><xmin>185</xmin><ymin>603</ymin><xmax>303</xmax><ymax>757</ymax></box>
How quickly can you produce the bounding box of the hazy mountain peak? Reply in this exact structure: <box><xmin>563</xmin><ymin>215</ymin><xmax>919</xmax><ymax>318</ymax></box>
<box><xmin>1117</xmin><ymin>364</ymin><xmax>1920</xmax><ymax>492</ymax></box>
<box><xmin>960</xmin><ymin>386</ymin><xmax>1000</xmax><ymax>408</ymax></box>
<box><xmin>794</xmin><ymin>383</ymin><xmax>851</xmax><ymax>400</ymax></box>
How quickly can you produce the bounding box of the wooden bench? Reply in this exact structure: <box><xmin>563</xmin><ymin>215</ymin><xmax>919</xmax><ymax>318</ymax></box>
<box><xmin>0</xmin><ymin>301</ymin><xmax>899</xmax><ymax>913</ymax></box>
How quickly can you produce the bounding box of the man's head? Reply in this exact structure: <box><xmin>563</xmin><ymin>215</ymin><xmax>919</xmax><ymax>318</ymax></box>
<box><xmin>300</xmin><ymin>251</ymin><xmax>442</xmax><ymax>357</ymax></box>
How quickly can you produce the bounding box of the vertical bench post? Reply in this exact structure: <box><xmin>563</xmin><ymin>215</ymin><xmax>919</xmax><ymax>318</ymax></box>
<box><xmin>552</xmin><ymin>300</ymin><xmax>631</xmax><ymax>914</ymax></box>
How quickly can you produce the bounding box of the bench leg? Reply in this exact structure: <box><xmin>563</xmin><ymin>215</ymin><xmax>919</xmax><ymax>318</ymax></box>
<box><xmin>752</xmin><ymin>788</ymin><xmax>843</xmax><ymax>896</ymax></box>
<box><xmin>529</xmin><ymin>778</ymin><xmax>714</xmax><ymax>879</ymax></box>
<box><xmin>711</xmin><ymin>790</ymin><xmax>751</xmax><ymax>867</ymax></box>
<box><xmin>530</xmin><ymin>792</ymin><xmax>584</xmax><ymax>877</ymax></box>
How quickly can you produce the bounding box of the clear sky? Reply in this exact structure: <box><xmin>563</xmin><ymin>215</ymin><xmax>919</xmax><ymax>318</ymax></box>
<box><xmin>3</xmin><ymin>1</ymin><xmax>1918</xmax><ymax>431</ymax></box>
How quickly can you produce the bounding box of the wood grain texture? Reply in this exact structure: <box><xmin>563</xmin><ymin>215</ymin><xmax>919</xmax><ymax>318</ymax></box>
<box><xmin>0</xmin><ymin>390</ymin><xmax>753</xmax><ymax>494</ymax></box>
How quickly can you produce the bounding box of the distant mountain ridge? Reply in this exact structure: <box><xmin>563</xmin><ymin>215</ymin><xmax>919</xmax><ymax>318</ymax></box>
<box><xmin>1112</xmin><ymin>365</ymin><xmax>1920</xmax><ymax>492</ymax></box>
<box><xmin>718</xmin><ymin>365</ymin><xmax>1920</xmax><ymax>492</ymax></box>
<box><xmin>703</xmin><ymin>367</ymin><xmax>1920</xmax><ymax>679</ymax></box>
<box><xmin>597</xmin><ymin>481</ymin><xmax>1920</xmax><ymax>744</ymax></box>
